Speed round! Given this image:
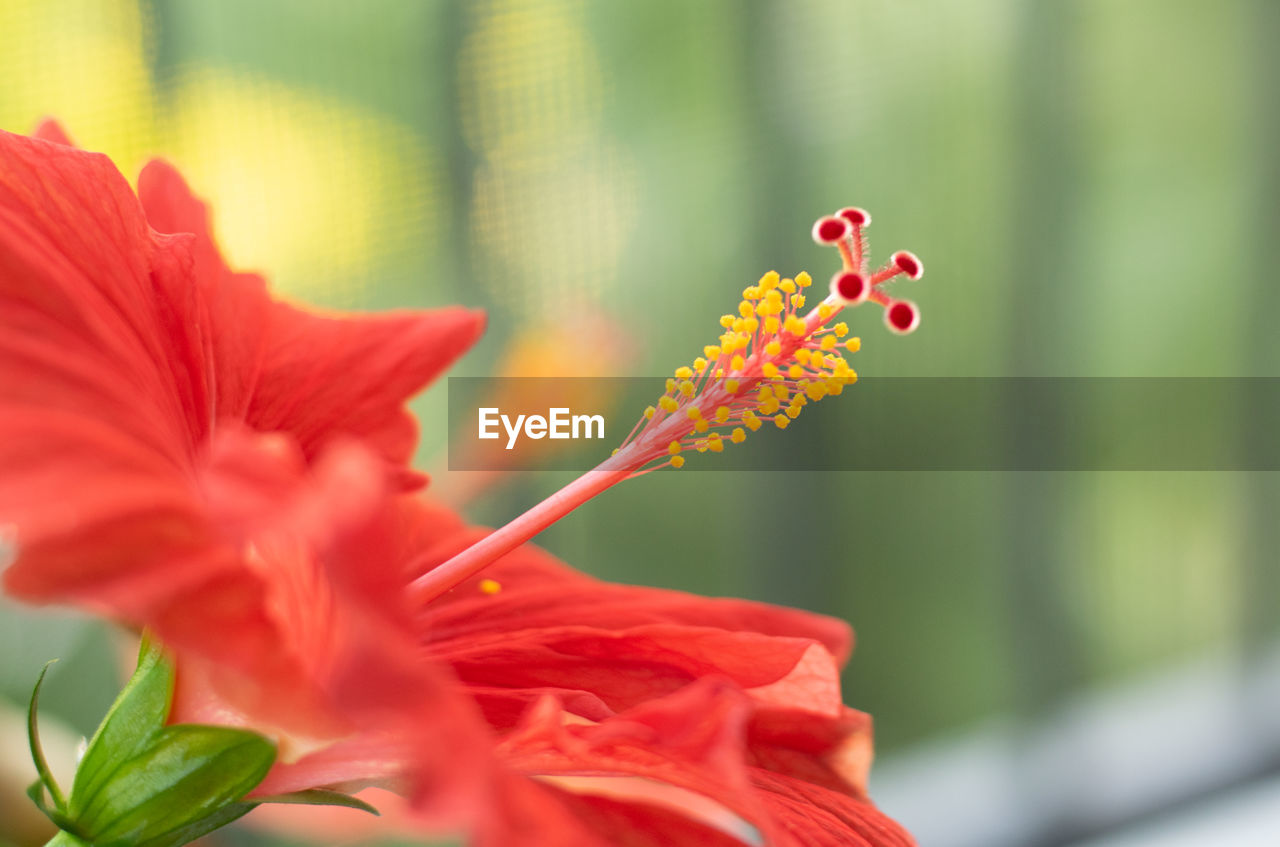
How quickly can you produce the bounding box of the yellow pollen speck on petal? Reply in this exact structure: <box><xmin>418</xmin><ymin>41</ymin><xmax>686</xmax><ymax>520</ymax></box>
<box><xmin>762</xmin><ymin>362</ymin><xmax>780</xmax><ymax>379</ymax></box>
<box><xmin>731</xmin><ymin>355</ymin><xmax>746</xmax><ymax>371</ymax></box>
<box><xmin>668</xmin><ymin>440</ymin><xmax>681</xmax><ymax>455</ymax></box>
<box><xmin>846</xmin><ymin>337</ymin><xmax>862</xmax><ymax>352</ymax></box>
<box><xmin>731</xmin><ymin>427</ymin><xmax>746</xmax><ymax>443</ymax></box>
<box><xmin>774</xmin><ymin>414</ymin><xmax>790</xmax><ymax>429</ymax></box>
<box><xmin>675</xmin><ymin>366</ymin><xmax>693</xmax><ymax>379</ymax></box>
<box><xmin>671</xmin><ymin>455</ymin><xmax>685</xmax><ymax>469</ymax></box>
<box><xmin>792</xmin><ymin>294</ymin><xmax>806</xmax><ymax>309</ymax></box>
<box><xmin>765</xmin><ymin>316</ymin><xmax>780</xmax><ymax>335</ymax></box>
<box><xmin>644</xmin><ymin>405</ymin><xmax>656</xmax><ymax>419</ymax></box>
<box><xmin>796</xmin><ymin>271</ymin><xmax>812</xmax><ymax>288</ymax></box>
<box><xmin>821</xmin><ymin>335</ymin><xmax>838</xmax><ymax>351</ymax></box>
<box><xmin>833</xmin><ymin>322</ymin><xmax>849</xmax><ymax>338</ymax></box>
<box><xmin>780</xmin><ymin>279</ymin><xmax>797</xmax><ymax>294</ymax></box>
<box><xmin>715</xmin><ymin>405</ymin><xmax>731</xmax><ymax>423</ymax></box>
<box><xmin>479</xmin><ymin>578</ymin><xmax>502</xmax><ymax>595</ymax></box>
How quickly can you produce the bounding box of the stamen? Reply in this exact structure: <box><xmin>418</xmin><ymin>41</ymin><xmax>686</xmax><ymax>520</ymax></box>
<box><xmin>410</xmin><ymin>206</ymin><xmax>925</xmax><ymax>603</ymax></box>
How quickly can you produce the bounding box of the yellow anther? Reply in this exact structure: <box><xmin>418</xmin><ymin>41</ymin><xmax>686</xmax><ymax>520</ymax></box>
<box><xmin>737</xmin><ymin>331</ymin><xmax>752</xmax><ymax>346</ymax></box>
<box><xmin>720</xmin><ymin>315</ymin><xmax>734</xmax><ymax>329</ymax></box>
<box><xmin>644</xmin><ymin>405</ymin><xmax>656</xmax><ymax>419</ymax></box>
<box><xmin>825</xmin><ymin>378</ymin><xmax>845</xmax><ymax>396</ymax></box>
<box><xmin>708</xmin><ymin>435</ymin><xmax>724</xmax><ymax>452</ymax></box>
<box><xmin>792</xmin><ymin>294</ymin><xmax>806</xmax><ymax>309</ymax></box>
<box><xmin>766</xmin><ymin>289</ymin><xmax>783</xmax><ymax>305</ymax></box>
<box><xmin>715</xmin><ymin>405</ymin><xmax>731</xmax><ymax>423</ymax></box>
<box><xmin>743</xmin><ymin>410</ymin><xmax>762</xmax><ymax>431</ymax></box>
<box><xmin>744</xmin><ymin>317</ymin><xmax>760</xmax><ymax>333</ymax></box>
<box><xmin>796</xmin><ymin>271</ymin><xmax>812</xmax><ymax>288</ymax></box>
<box><xmin>680</xmin><ymin>380</ymin><xmax>696</xmax><ymax>397</ymax></box>
<box><xmin>759</xmin><ymin>396</ymin><xmax>781</xmax><ymax>415</ymax></box>
<box><xmin>788</xmin><ymin>364</ymin><xmax>805</xmax><ymax>378</ymax></box>
<box><xmin>762</xmin><ymin>362</ymin><xmax>780</xmax><ymax>379</ymax></box>
<box><xmin>479</xmin><ymin>578</ymin><xmax>502</xmax><ymax>595</ymax></box>
<box><xmin>696</xmin><ymin>441</ymin><xmax>708</xmax><ymax>453</ymax></box>
<box><xmin>833</xmin><ymin>322</ymin><xmax>849</xmax><ymax>338</ymax></box>
<box><xmin>720</xmin><ymin>332</ymin><xmax>734</xmax><ymax>348</ymax></box>
<box><xmin>666</xmin><ymin>377</ymin><xmax>677</xmax><ymax>394</ymax></box>
<box><xmin>780</xmin><ymin>278</ymin><xmax>797</xmax><ymax>294</ymax></box>
<box><xmin>806</xmin><ymin>381</ymin><xmax>828</xmax><ymax>401</ymax></box>
<box><xmin>726</xmin><ymin>378</ymin><xmax>740</xmax><ymax>393</ymax></box>
<box><xmin>795</xmin><ymin>348</ymin><xmax>811</xmax><ymax>365</ymax></box>
<box><xmin>659</xmin><ymin>395</ymin><xmax>679</xmax><ymax>412</ymax></box>
<box><xmin>786</xmin><ymin>404</ymin><xmax>803</xmax><ymax>419</ymax></box>
<box><xmin>772</xmin><ymin>383</ymin><xmax>789</xmax><ymax>401</ymax></box>
<box><xmin>686</xmin><ymin>406</ymin><xmax>703</xmax><ymax>420</ymax></box>
<box><xmin>764</xmin><ymin>340</ymin><xmax>782</xmax><ymax>356</ymax></box>
<box><xmin>785</xmin><ymin>315</ymin><xmax>807</xmax><ymax>336</ymax></box>
<box><xmin>671</xmin><ymin>455</ymin><xmax>685</xmax><ymax>469</ymax></box>
<box><xmin>675</xmin><ymin>366</ymin><xmax>693</xmax><ymax>379</ymax></box>
<box><xmin>765</xmin><ymin>317</ymin><xmax>780</xmax><ymax>335</ymax></box>
<box><xmin>704</xmin><ymin>345</ymin><xmax>721</xmax><ymax>359</ymax></box>
<box><xmin>732</xmin><ymin>318</ymin><xmax>746</xmax><ymax>333</ymax></box>
<box><xmin>743</xmin><ymin>286</ymin><xmax>761</xmax><ymax>300</ymax></box>
<box><xmin>755</xmin><ymin>301</ymin><xmax>770</xmax><ymax>317</ymax></box>
<box><xmin>846</xmin><ymin>337</ymin><xmax>861</xmax><ymax>352</ymax></box>
<box><xmin>694</xmin><ymin>357</ymin><xmax>708</xmax><ymax>371</ymax></box>
<box><xmin>792</xmin><ymin>394</ymin><xmax>807</xmax><ymax>408</ymax></box>
<box><xmin>668</xmin><ymin>440</ymin><xmax>682</xmax><ymax>455</ymax></box>
<box><xmin>694</xmin><ymin>419</ymin><xmax>709</xmax><ymax>433</ymax></box>
<box><xmin>819</xmin><ymin>302</ymin><xmax>838</xmax><ymax>320</ymax></box>
<box><xmin>716</xmin><ymin>368</ymin><xmax>725</xmax><ymax>377</ymax></box>
<box><xmin>759</xmin><ymin>271</ymin><xmax>780</xmax><ymax>290</ymax></box>
<box><xmin>739</xmin><ymin>301</ymin><xmax>754</xmax><ymax>318</ymax></box>
<box><xmin>758</xmin><ymin>386</ymin><xmax>772</xmax><ymax>402</ymax></box>
<box><xmin>611</xmin><ymin>448</ymin><xmax>619</xmax><ymax>455</ymax></box>
<box><xmin>731</xmin><ymin>427</ymin><xmax>746</xmax><ymax>444</ymax></box>
<box><xmin>731</xmin><ymin>355</ymin><xmax>746</xmax><ymax>371</ymax></box>
<box><xmin>773</xmin><ymin>414</ymin><xmax>790</xmax><ymax>430</ymax></box>
<box><xmin>821</xmin><ymin>335</ymin><xmax>837</xmax><ymax>351</ymax></box>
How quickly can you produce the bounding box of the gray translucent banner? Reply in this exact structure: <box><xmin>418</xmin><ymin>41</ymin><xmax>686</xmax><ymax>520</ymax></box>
<box><xmin>446</xmin><ymin>377</ymin><xmax>1280</xmax><ymax>471</ymax></box>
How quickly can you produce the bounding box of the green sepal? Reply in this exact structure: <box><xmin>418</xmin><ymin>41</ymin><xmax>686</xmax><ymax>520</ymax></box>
<box><xmin>73</xmin><ymin>724</ymin><xmax>275</xmax><ymax>846</ymax></box>
<box><xmin>251</xmin><ymin>788</ymin><xmax>381</xmax><ymax>816</ymax></box>
<box><xmin>70</xmin><ymin>635</ymin><xmax>173</xmax><ymax>816</ymax></box>
<box><xmin>27</xmin><ymin>660</ymin><xmax>68</xmax><ymax>813</ymax></box>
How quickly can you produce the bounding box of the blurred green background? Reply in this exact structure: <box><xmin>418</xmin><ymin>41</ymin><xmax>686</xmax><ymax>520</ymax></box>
<box><xmin>1</xmin><ymin>1</ymin><xmax>1276</xmax><ymax>845</ymax></box>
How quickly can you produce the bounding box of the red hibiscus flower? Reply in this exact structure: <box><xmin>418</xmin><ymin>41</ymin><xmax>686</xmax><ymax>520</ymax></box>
<box><xmin>0</xmin><ymin>125</ymin><xmax>914</xmax><ymax>846</ymax></box>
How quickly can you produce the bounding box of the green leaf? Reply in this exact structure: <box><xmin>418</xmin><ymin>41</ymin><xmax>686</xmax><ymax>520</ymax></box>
<box><xmin>252</xmin><ymin>787</ymin><xmax>381</xmax><ymax>815</ymax></box>
<box><xmin>27</xmin><ymin>660</ymin><xmax>67</xmax><ymax>812</ymax></box>
<box><xmin>73</xmin><ymin>724</ymin><xmax>276</xmax><ymax>846</ymax></box>
<box><xmin>70</xmin><ymin>635</ymin><xmax>174</xmax><ymax>817</ymax></box>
